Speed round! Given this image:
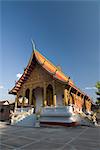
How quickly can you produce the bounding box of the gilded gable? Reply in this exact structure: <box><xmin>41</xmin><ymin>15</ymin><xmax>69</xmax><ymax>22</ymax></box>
<box><xmin>24</xmin><ymin>63</ymin><xmax>52</xmax><ymax>85</ymax></box>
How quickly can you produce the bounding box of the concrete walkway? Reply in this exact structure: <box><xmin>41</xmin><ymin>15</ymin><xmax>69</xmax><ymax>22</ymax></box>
<box><xmin>0</xmin><ymin>124</ymin><xmax>100</xmax><ymax>150</ymax></box>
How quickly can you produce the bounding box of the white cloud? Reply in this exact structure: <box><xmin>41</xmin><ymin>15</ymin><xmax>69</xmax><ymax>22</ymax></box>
<box><xmin>84</xmin><ymin>87</ymin><xmax>97</xmax><ymax>90</ymax></box>
<box><xmin>16</xmin><ymin>73</ymin><xmax>22</xmax><ymax>79</ymax></box>
<box><xmin>0</xmin><ymin>85</ymin><xmax>4</xmax><ymax>89</ymax></box>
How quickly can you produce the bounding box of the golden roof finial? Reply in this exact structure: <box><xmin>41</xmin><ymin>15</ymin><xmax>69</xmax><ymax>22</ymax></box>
<box><xmin>31</xmin><ymin>39</ymin><xmax>36</xmax><ymax>51</ymax></box>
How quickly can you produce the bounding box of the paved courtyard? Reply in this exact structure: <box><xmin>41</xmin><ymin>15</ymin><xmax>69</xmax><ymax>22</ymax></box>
<box><xmin>0</xmin><ymin>123</ymin><xmax>100</xmax><ymax>150</ymax></box>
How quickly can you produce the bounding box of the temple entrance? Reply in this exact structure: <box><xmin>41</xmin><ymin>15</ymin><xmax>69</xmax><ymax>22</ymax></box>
<box><xmin>32</xmin><ymin>87</ymin><xmax>43</xmax><ymax>113</ymax></box>
<box><xmin>46</xmin><ymin>84</ymin><xmax>53</xmax><ymax>106</ymax></box>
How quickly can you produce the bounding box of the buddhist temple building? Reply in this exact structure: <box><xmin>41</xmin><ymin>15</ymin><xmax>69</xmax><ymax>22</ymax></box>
<box><xmin>9</xmin><ymin>47</ymin><xmax>92</xmax><ymax>114</ymax></box>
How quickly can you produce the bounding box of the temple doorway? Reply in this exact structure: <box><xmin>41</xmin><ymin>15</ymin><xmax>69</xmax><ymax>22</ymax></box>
<box><xmin>32</xmin><ymin>87</ymin><xmax>43</xmax><ymax>113</ymax></box>
<box><xmin>46</xmin><ymin>84</ymin><xmax>53</xmax><ymax>106</ymax></box>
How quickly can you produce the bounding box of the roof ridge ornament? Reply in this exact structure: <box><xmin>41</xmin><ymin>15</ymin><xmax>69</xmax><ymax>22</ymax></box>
<box><xmin>31</xmin><ymin>39</ymin><xmax>36</xmax><ymax>51</ymax></box>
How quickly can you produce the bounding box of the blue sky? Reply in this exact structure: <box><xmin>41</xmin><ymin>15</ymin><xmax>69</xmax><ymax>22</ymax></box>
<box><xmin>0</xmin><ymin>0</ymin><xmax>100</xmax><ymax>101</ymax></box>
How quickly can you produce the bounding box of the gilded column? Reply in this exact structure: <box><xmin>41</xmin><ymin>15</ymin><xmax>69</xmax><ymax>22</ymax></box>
<box><xmin>43</xmin><ymin>82</ymin><xmax>47</xmax><ymax>106</ymax></box>
<box><xmin>79</xmin><ymin>94</ymin><xmax>83</xmax><ymax>112</ymax></box>
<box><xmin>75</xmin><ymin>91</ymin><xmax>78</xmax><ymax>106</ymax></box>
<box><xmin>14</xmin><ymin>94</ymin><xmax>18</xmax><ymax>112</ymax></box>
<box><xmin>22</xmin><ymin>86</ymin><xmax>25</xmax><ymax>107</ymax></box>
<box><xmin>23</xmin><ymin>86</ymin><xmax>25</xmax><ymax>97</ymax></box>
<box><xmin>52</xmin><ymin>81</ymin><xmax>56</xmax><ymax>106</ymax></box>
<box><xmin>29</xmin><ymin>87</ymin><xmax>32</xmax><ymax>106</ymax></box>
<box><xmin>68</xmin><ymin>87</ymin><xmax>72</xmax><ymax>105</ymax></box>
<box><xmin>64</xmin><ymin>89</ymin><xmax>68</xmax><ymax>106</ymax></box>
<box><xmin>53</xmin><ymin>95</ymin><xmax>56</xmax><ymax>106</ymax></box>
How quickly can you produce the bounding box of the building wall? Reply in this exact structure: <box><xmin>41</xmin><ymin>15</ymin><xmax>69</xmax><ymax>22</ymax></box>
<box><xmin>0</xmin><ymin>105</ymin><xmax>10</xmax><ymax>121</ymax></box>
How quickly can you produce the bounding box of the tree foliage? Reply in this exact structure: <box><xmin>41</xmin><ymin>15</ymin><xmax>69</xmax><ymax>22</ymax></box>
<box><xmin>95</xmin><ymin>81</ymin><xmax>100</xmax><ymax>104</ymax></box>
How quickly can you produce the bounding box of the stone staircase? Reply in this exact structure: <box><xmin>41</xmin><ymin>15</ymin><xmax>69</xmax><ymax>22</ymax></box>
<box><xmin>11</xmin><ymin>107</ymin><xmax>36</xmax><ymax>127</ymax></box>
<box><xmin>76</xmin><ymin>113</ymin><xmax>94</xmax><ymax>127</ymax></box>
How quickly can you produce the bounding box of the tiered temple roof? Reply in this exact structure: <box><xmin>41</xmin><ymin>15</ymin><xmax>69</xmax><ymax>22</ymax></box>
<box><xmin>9</xmin><ymin>49</ymin><xmax>91</xmax><ymax>101</ymax></box>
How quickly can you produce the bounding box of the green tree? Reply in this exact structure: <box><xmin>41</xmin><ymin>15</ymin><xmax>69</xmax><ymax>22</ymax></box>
<box><xmin>95</xmin><ymin>81</ymin><xmax>100</xmax><ymax>104</ymax></box>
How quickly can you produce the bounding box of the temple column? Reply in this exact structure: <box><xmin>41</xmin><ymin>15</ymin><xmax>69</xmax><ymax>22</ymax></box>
<box><xmin>75</xmin><ymin>91</ymin><xmax>80</xmax><ymax>112</ymax></box>
<box><xmin>53</xmin><ymin>95</ymin><xmax>56</xmax><ymax>106</ymax></box>
<box><xmin>22</xmin><ymin>86</ymin><xmax>25</xmax><ymax>97</ymax></box>
<box><xmin>68</xmin><ymin>87</ymin><xmax>72</xmax><ymax>105</ymax></box>
<box><xmin>75</xmin><ymin>91</ymin><xmax>78</xmax><ymax>106</ymax></box>
<box><xmin>22</xmin><ymin>87</ymin><xmax>25</xmax><ymax>107</ymax></box>
<box><xmin>15</xmin><ymin>94</ymin><xmax>18</xmax><ymax>108</ymax></box>
<box><xmin>52</xmin><ymin>81</ymin><xmax>56</xmax><ymax>106</ymax></box>
<box><xmin>14</xmin><ymin>94</ymin><xmax>18</xmax><ymax>112</ymax></box>
<box><xmin>79</xmin><ymin>94</ymin><xmax>83</xmax><ymax>112</ymax></box>
<box><xmin>43</xmin><ymin>82</ymin><xmax>47</xmax><ymax>106</ymax></box>
<box><xmin>29</xmin><ymin>87</ymin><xmax>32</xmax><ymax>106</ymax></box>
<box><xmin>64</xmin><ymin>88</ymin><xmax>68</xmax><ymax>106</ymax></box>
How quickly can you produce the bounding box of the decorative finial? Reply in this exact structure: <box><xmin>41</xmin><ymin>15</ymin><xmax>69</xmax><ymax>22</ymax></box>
<box><xmin>31</xmin><ymin>39</ymin><xmax>36</xmax><ymax>51</ymax></box>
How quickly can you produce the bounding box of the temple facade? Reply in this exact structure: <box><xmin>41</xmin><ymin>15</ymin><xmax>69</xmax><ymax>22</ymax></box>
<box><xmin>9</xmin><ymin>49</ymin><xmax>92</xmax><ymax>114</ymax></box>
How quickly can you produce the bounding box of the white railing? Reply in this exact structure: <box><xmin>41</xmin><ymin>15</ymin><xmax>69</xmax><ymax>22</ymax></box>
<box><xmin>15</xmin><ymin>107</ymin><xmax>34</xmax><ymax>114</ymax></box>
<box><xmin>40</xmin><ymin>106</ymin><xmax>74</xmax><ymax>117</ymax></box>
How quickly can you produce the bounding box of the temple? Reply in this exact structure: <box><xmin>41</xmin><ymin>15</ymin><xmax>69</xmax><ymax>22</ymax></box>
<box><xmin>9</xmin><ymin>48</ymin><xmax>92</xmax><ymax>115</ymax></box>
